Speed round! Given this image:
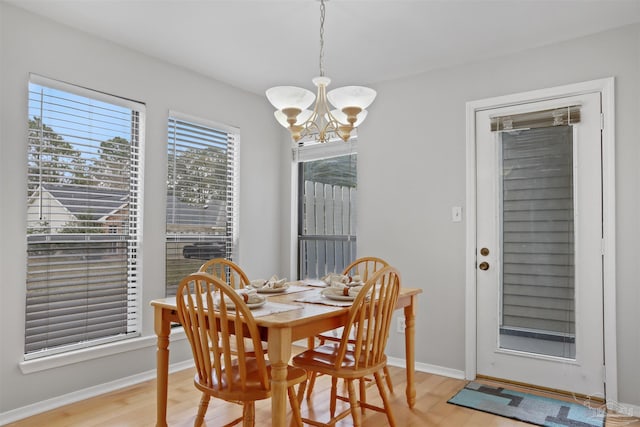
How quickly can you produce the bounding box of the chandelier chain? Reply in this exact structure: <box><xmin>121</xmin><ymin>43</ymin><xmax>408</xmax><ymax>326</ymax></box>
<box><xmin>319</xmin><ymin>0</ymin><xmax>326</xmax><ymax>77</ymax></box>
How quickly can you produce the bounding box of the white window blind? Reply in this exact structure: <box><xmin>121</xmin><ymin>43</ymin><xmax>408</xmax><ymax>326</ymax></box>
<box><xmin>166</xmin><ymin>114</ymin><xmax>239</xmax><ymax>296</ymax></box>
<box><xmin>26</xmin><ymin>75</ymin><xmax>144</xmax><ymax>359</ymax></box>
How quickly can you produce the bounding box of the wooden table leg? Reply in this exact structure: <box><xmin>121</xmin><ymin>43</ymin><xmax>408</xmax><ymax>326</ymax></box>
<box><xmin>404</xmin><ymin>296</ymin><xmax>417</xmax><ymax>408</ymax></box>
<box><xmin>269</xmin><ymin>327</ymin><xmax>293</xmax><ymax>427</ymax></box>
<box><xmin>154</xmin><ymin>306</ymin><xmax>171</xmax><ymax>427</ymax></box>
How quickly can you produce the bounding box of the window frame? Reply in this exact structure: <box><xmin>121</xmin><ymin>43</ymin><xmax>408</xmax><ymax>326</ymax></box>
<box><xmin>291</xmin><ymin>139</ymin><xmax>358</xmax><ymax>279</ymax></box>
<box><xmin>24</xmin><ymin>74</ymin><xmax>145</xmax><ymax>360</ymax></box>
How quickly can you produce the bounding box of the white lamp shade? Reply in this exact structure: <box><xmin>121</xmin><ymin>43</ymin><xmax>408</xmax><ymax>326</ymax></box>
<box><xmin>266</xmin><ymin>86</ymin><xmax>315</xmax><ymax>110</ymax></box>
<box><xmin>330</xmin><ymin>109</ymin><xmax>368</xmax><ymax>127</ymax></box>
<box><xmin>274</xmin><ymin>109</ymin><xmax>313</xmax><ymax>128</ymax></box>
<box><xmin>327</xmin><ymin>86</ymin><xmax>377</xmax><ymax>110</ymax></box>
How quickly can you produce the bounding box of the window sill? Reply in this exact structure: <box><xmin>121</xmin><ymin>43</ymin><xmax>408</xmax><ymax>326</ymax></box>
<box><xmin>19</xmin><ymin>330</ymin><xmax>187</xmax><ymax>374</ymax></box>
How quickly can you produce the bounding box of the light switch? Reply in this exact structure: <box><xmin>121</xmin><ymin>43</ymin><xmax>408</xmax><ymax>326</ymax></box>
<box><xmin>452</xmin><ymin>206</ymin><xmax>462</xmax><ymax>222</ymax></box>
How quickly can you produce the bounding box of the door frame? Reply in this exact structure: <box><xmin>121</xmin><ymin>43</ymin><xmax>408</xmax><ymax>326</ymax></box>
<box><xmin>464</xmin><ymin>78</ymin><xmax>617</xmax><ymax>401</ymax></box>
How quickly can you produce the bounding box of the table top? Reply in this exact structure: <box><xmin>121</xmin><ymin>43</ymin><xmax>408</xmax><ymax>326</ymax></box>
<box><xmin>150</xmin><ymin>284</ymin><xmax>422</xmax><ymax>329</ymax></box>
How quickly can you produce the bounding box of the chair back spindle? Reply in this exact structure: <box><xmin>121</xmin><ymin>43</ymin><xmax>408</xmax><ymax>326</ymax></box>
<box><xmin>199</xmin><ymin>258</ymin><xmax>250</xmax><ymax>289</ymax></box>
<box><xmin>342</xmin><ymin>256</ymin><xmax>389</xmax><ymax>282</ymax></box>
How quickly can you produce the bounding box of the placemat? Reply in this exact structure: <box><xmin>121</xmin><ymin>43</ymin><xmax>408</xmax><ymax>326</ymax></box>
<box><xmin>254</xmin><ymin>284</ymin><xmax>312</xmax><ymax>295</ymax></box>
<box><xmin>294</xmin><ymin>292</ymin><xmax>353</xmax><ymax>307</ymax></box>
<box><xmin>249</xmin><ymin>301</ymin><xmax>303</xmax><ymax>318</ymax></box>
<box><xmin>300</xmin><ymin>279</ymin><xmax>328</xmax><ymax>287</ymax></box>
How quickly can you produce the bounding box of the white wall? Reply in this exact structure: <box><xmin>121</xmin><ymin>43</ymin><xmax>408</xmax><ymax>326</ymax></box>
<box><xmin>353</xmin><ymin>24</ymin><xmax>640</xmax><ymax>406</ymax></box>
<box><xmin>2</xmin><ymin>1</ymin><xmax>639</xmax><ymax>420</ymax></box>
<box><xmin>0</xmin><ymin>3</ymin><xmax>285</xmax><ymax>416</ymax></box>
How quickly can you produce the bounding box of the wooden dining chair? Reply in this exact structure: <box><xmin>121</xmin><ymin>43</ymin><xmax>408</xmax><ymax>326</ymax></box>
<box><xmin>199</xmin><ymin>258</ymin><xmax>267</xmax><ymax>356</ymax></box>
<box><xmin>176</xmin><ymin>272</ymin><xmax>307</xmax><ymax>427</ymax></box>
<box><xmin>199</xmin><ymin>258</ymin><xmax>250</xmax><ymax>289</ymax></box>
<box><xmin>293</xmin><ymin>266</ymin><xmax>401</xmax><ymax>427</ymax></box>
<box><xmin>305</xmin><ymin>256</ymin><xmax>393</xmax><ymax>401</ymax></box>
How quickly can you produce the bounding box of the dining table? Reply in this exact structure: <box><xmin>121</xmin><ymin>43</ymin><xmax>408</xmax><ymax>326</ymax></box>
<box><xmin>150</xmin><ymin>283</ymin><xmax>422</xmax><ymax>427</ymax></box>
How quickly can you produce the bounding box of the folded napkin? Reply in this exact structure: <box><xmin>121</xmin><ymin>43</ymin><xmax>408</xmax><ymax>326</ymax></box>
<box><xmin>250</xmin><ymin>274</ymin><xmax>287</xmax><ymax>289</ymax></box>
<box><xmin>322</xmin><ymin>273</ymin><xmax>345</xmax><ymax>285</ymax></box>
<box><xmin>322</xmin><ymin>273</ymin><xmax>363</xmax><ymax>286</ymax></box>
<box><xmin>327</xmin><ymin>281</ymin><xmax>364</xmax><ymax>297</ymax></box>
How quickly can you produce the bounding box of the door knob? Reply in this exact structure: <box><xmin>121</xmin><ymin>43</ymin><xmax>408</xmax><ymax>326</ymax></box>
<box><xmin>480</xmin><ymin>247</ymin><xmax>490</xmax><ymax>256</ymax></box>
<box><xmin>478</xmin><ymin>262</ymin><xmax>490</xmax><ymax>271</ymax></box>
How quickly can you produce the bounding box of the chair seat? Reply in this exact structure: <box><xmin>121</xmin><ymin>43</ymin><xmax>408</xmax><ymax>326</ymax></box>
<box><xmin>195</xmin><ymin>358</ymin><xmax>308</xmax><ymax>401</ymax></box>
<box><xmin>293</xmin><ymin>344</ymin><xmax>387</xmax><ymax>379</ymax></box>
<box><xmin>312</xmin><ymin>326</ymin><xmax>395</xmax><ymax>399</ymax></box>
<box><xmin>317</xmin><ymin>327</ymin><xmax>346</xmax><ymax>342</ymax></box>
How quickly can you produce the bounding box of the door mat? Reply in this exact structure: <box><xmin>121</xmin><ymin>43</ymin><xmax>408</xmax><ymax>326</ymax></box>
<box><xmin>447</xmin><ymin>381</ymin><xmax>605</xmax><ymax>427</ymax></box>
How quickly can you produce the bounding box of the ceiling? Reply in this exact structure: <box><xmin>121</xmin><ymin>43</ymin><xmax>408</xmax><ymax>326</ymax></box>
<box><xmin>8</xmin><ymin>0</ymin><xmax>640</xmax><ymax>95</ymax></box>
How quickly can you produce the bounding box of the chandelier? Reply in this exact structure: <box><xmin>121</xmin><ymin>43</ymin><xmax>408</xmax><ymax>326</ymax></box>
<box><xmin>266</xmin><ymin>0</ymin><xmax>376</xmax><ymax>143</ymax></box>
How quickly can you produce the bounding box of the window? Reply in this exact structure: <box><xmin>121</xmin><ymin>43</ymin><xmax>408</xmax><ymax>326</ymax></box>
<box><xmin>296</xmin><ymin>141</ymin><xmax>357</xmax><ymax>279</ymax></box>
<box><xmin>165</xmin><ymin>113</ymin><xmax>239</xmax><ymax>296</ymax></box>
<box><xmin>26</xmin><ymin>75</ymin><xmax>144</xmax><ymax>359</ymax></box>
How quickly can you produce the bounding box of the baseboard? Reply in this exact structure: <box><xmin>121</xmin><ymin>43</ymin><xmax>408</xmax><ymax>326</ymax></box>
<box><xmin>606</xmin><ymin>401</ymin><xmax>640</xmax><ymax>418</ymax></box>
<box><xmin>386</xmin><ymin>356</ymin><xmax>466</xmax><ymax>380</ymax></box>
<box><xmin>0</xmin><ymin>360</ymin><xmax>194</xmax><ymax>425</ymax></box>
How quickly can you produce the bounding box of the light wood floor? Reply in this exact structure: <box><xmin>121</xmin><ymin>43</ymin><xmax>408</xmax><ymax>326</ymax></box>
<box><xmin>7</xmin><ymin>366</ymin><xmax>640</xmax><ymax>426</ymax></box>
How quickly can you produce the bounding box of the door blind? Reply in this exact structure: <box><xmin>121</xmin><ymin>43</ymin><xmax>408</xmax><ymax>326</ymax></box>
<box><xmin>491</xmin><ymin>105</ymin><xmax>580</xmax><ymax>132</ymax></box>
<box><xmin>25</xmin><ymin>75</ymin><xmax>144</xmax><ymax>358</ymax></box>
<box><xmin>501</xmin><ymin>125</ymin><xmax>575</xmax><ymax>336</ymax></box>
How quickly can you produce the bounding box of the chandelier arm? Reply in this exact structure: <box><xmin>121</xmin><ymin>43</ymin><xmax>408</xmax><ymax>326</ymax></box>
<box><xmin>298</xmin><ymin>78</ymin><xmax>352</xmax><ymax>143</ymax></box>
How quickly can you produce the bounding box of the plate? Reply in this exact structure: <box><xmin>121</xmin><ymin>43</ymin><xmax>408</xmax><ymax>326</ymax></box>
<box><xmin>321</xmin><ymin>288</ymin><xmax>355</xmax><ymax>301</ymax></box>
<box><xmin>245</xmin><ymin>299</ymin><xmax>267</xmax><ymax>309</ymax></box>
<box><xmin>255</xmin><ymin>284</ymin><xmax>289</xmax><ymax>294</ymax></box>
<box><xmin>216</xmin><ymin>295</ymin><xmax>267</xmax><ymax>310</ymax></box>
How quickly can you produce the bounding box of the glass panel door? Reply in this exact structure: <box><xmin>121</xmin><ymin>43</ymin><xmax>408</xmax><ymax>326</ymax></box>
<box><xmin>476</xmin><ymin>91</ymin><xmax>604</xmax><ymax>396</ymax></box>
